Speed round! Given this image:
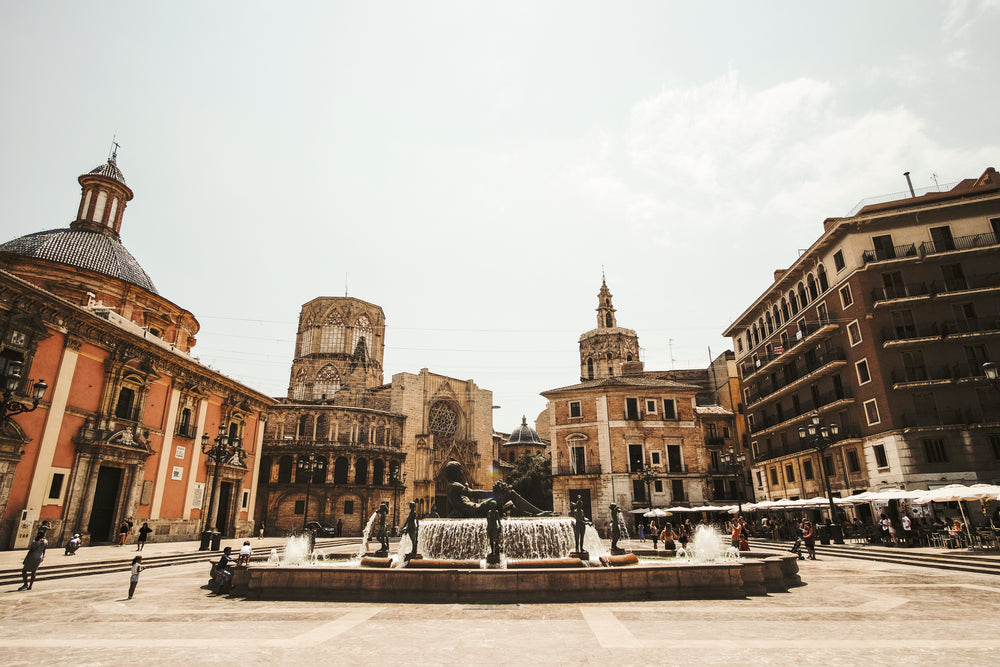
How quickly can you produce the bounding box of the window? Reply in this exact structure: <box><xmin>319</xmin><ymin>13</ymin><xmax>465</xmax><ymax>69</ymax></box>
<box><xmin>569</xmin><ymin>401</ymin><xmax>581</xmax><ymax>418</ymax></box>
<box><xmin>294</xmin><ymin>500</ymin><xmax>305</xmax><ymax>514</ymax></box>
<box><xmin>242</xmin><ymin>490</ymin><xmax>249</xmax><ymax>509</ymax></box>
<box><xmin>344</xmin><ymin>500</ymin><xmax>354</xmax><ymax>515</ymax></box>
<box><xmin>840</xmin><ymin>285</ymin><xmax>853</xmax><ymax>308</ymax></box>
<box><xmin>320</xmin><ymin>314</ymin><xmax>346</xmax><ymax>353</ymax></box>
<box><xmin>873</xmin><ymin>444</ymin><xmax>889</xmax><ymax>468</ymax></box>
<box><xmin>570</xmin><ymin>445</ymin><xmax>586</xmax><ymax>473</ymax></box>
<box><xmin>864</xmin><ymin>399</ymin><xmax>881</xmax><ymax>425</ymax></box>
<box><xmin>923</xmin><ymin>438</ymin><xmax>949</xmax><ymax>463</ymax></box>
<box><xmin>769</xmin><ymin>468</ymin><xmax>779</xmax><ymax>485</ymax></box>
<box><xmin>847</xmin><ymin>320</ymin><xmax>862</xmax><ymax>346</ymax></box>
<box><xmin>817</xmin><ymin>265</ymin><xmax>828</xmax><ymax>292</ymax></box>
<box><xmin>803</xmin><ymin>460</ymin><xmax>814</xmax><ymax>480</ymax></box>
<box><xmin>625</xmin><ymin>398</ymin><xmax>640</xmax><ymax>420</ymax></box>
<box><xmin>666</xmin><ymin>444</ymin><xmax>683</xmax><ymax>472</ymax></box>
<box><xmin>671</xmin><ymin>479</ymin><xmax>685</xmax><ymax>501</ymax></box>
<box><xmin>856</xmin><ymin>359</ymin><xmax>871</xmax><ymax>385</ymax></box>
<box><xmin>352</xmin><ymin>315</ymin><xmax>372</xmax><ymax>354</ymax></box>
<box><xmin>47</xmin><ymin>473</ymin><xmax>65</xmax><ymax>501</ymax></box>
<box><xmin>662</xmin><ymin>399</ymin><xmax>676</xmax><ymax>420</ymax></box>
<box><xmin>816</xmin><ymin>302</ymin><xmax>829</xmax><ymax>322</ymax></box>
<box><xmin>755</xmin><ymin>471</ymin><xmax>763</xmax><ymax>488</ymax></box>
<box><xmin>115</xmin><ymin>386</ymin><xmax>137</xmax><ymax>420</ymax></box>
<box><xmin>428</xmin><ymin>402</ymin><xmax>459</xmax><ymax>437</ymax></box>
<box><xmin>823</xmin><ymin>455</ymin><xmax>835</xmax><ymax>477</ymax></box>
<box><xmin>990</xmin><ymin>434</ymin><xmax>1000</xmax><ymax>459</ymax></box>
<box><xmin>785</xmin><ymin>464</ymin><xmax>795</xmax><ymax>483</ymax></box>
<box><xmin>846</xmin><ymin>449</ymin><xmax>861</xmax><ymax>473</ymax></box>
<box><xmin>654</xmin><ymin>480</ymin><xmax>663</xmax><ymax>493</ymax></box>
<box><xmin>751</xmin><ymin>441</ymin><xmax>759</xmax><ymax>458</ymax></box>
<box><xmin>650</xmin><ymin>451</ymin><xmax>661</xmax><ymax>466</ymax></box>
<box><xmin>314</xmin><ymin>365</ymin><xmax>341</xmax><ymax>399</ymax></box>
<box><xmin>833</xmin><ymin>250</ymin><xmax>845</xmax><ymax>271</ymax></box>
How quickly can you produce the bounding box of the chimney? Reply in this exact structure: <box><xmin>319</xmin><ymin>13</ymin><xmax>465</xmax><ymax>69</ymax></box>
<box><xmin>904</xmin><ymin>172</ymin><xmax>916</xmax><ymax>198</ymax></box>
<box><xmin>773</xmin><ymin>269</ymin><xmax>786</xmax><ymax>283</ymax></box>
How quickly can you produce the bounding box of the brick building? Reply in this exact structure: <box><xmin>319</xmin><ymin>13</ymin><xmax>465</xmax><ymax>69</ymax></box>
<box><xmin>724</xmin><ymin>168</ymin><xmax>1000</xmax><ymax>506</ymax></box>
<box><xmin>0</xmin><ymin>156</ymin><xmax>271</xmax><ymax>548</ymax></box>
<box><xmin>541</xmin><ymin>281</ymin><xmax>742</xmax><ymax>527</ymax></box>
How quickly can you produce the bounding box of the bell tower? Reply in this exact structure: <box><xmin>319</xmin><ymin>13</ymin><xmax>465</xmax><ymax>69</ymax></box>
<box><xmin>71</xmin><ymin>146</ymin><xmax>134</xmax><ymax>240</ymax></box>
<box><xmin>578</xmin><ymin>279</ymin><xmax>640</xmax><ymax>380</ymax></box>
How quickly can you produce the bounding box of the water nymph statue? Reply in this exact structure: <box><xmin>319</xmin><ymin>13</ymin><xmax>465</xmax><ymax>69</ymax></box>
<box><xmin>609</xmin><ymin>503</ymin><xmax>623</xmax><ymax>554</ymax></box>
<box><xmin>571</xmin><ymin>496</ymin><xmax>587</xmax><ymax>555</ymax></box>
<box><xmin>443</xmin><ymin>460</ymin><xmax>554</xmax><ymax>518</ymax></box>
<box><xmin>402</xmin><ymin>501</ymin><xmax>419</xmax><ymax>560</ymax></box>
<box><xmin>375</xmin><ymin>501</ymin><xmax>390</xmax><ymax>556</ymax></box>
<box><xmin>486</xmin><ymin>506</ymin><xmax>502</xmax><ymax>564</ymax></box>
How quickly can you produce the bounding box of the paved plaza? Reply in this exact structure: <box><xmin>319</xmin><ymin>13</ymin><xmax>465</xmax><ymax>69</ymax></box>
<box><xmin>1</xmin><ymin>540</ymin><xmax>999</xmax><ymax>666</ymax></box>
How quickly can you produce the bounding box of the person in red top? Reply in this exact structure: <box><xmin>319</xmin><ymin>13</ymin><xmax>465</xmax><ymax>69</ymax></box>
<box><xmin>802</xmin><ymin>520</ymin><xmax>816</xmax><ymax>560</ymax></box>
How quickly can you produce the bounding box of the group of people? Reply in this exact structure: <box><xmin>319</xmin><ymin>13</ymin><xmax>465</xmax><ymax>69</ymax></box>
<box><xmin>635</xmin><ymin>518</ymin><xmax>692</xmax><ymax>551</ymax></box>
<box><xmin>116</xmin><ymin>517</ymin><xmax>154</xmax><ymax>549</ymax></box>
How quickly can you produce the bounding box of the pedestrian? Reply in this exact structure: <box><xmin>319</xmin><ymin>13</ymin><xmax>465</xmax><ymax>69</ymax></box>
<box><xmin>659</xmin><ymin>523</ymin><xmax>676</xmax><ymax>550</ymax></box>
<box><xmin>237</xmin><ymin>540</ymin><xmax>252</xmax><ymax>566</ymax></box>
<box><xmin>650</xmin><ymin>524</ymin><xmax>659</xmax><ymax>550</ymax></box>
<box><xmin>213</xmin><ymin>546</ymin><xmax>235</xmax><ymax>594</ymax></box>
<box><xmin>117</xmin><ymin>518</ymin><xmax>130</xmax><ymax>546</ymax></box>
<box><xmin>136</xmin><ymin>522</ymin><xmax>152</xmax><ymax>551</ymax></box>
<box><xmin>336</xmin><ymin>519</ymin><xmax>342</xmax><ymax>537</ymax></box>
<box><xmin>258</xmin><ymin>522</ymin><xmax>265</xmax><ymax>540</ymax></box>
<box><xmin>731</xmin><ymin>519</ymin><xmax>742</xmax><ymax>549</ymax></box>
<box><xmin>64</xmin><ymin>533</ymin><xmax>82</xmax><ymax>556</ymax></box>
<box><xmin>900</xmin><ymin>513</ymin><xmax>912</xmax><ymax>546</ymax></box>
<box><xmin>678</xmin><ymin>523</ymin><xmax>689</xmax><ymax>550</ymax></box>
<box><xmin>128</xmin><ymin>555</ymin><xmax>144</xmax><ymax>599</ymax></box>
<box><xmin>19</xmin><ymin>533</ymin><xmax>47</xmax><ymax>590</ymax></box>
<box><xmin>638</xmin><ymin>521</ymin><xmax>645</xmax><ymax>542</ymax></box>
<box><xmin>802</xmin><ymin>520</ymin><xmax>816</xmax><ymax>560</ymax></box>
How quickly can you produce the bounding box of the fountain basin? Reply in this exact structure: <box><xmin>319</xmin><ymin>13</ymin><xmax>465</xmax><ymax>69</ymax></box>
<box><xmin>240</xmin><ymin>555</ymin><xmax>801</xmax><ymax>603</ymax></box>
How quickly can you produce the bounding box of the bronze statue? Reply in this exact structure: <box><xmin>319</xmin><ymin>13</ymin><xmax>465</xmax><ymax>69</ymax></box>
<box><xmin>571</xmin><ymin>497</ymin><xmax>587</xmax><ymax>554</ymax></box>
<box><xmin>375</xmin><ymin>501</ymin><xmax>390</xmax><ymax>556</ymax></box>
<box><xmin>443</xmin><ymin>459</ymin><xmax>553</xmax><ymax>518</ymax></box>
<box><xmin>486</xmin><ymin>506</ymin><xmax>502</xmax><ymax>564</ymax></box>
<box><xmin>402</xmin><ymin>501</ymin><xmax>419</xmax><ymax>560</ymax></box>
<box><xmin>609</xmin><ymin>503</ymin><xmax>623</xmax><ymax>553</ymax></box>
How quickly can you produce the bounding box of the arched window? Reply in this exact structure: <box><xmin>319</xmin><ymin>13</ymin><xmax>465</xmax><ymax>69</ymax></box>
<box><xmin>115</xmin><ymin>387</ymin><xmax>137</xmax><ymax>420</ymax></box>
<box><xmin>277</xmin><ymin>455</ymin><xmax>293</xmax><ymax>483</ymax></box>
<box><xmin>314</xmin><ymin>365</ymin><xmax>340</xmax><ymax>399</ymax></box>
<box><xmin>372</xmin><ymin>459</ymin><xmax>385</xmax><ymax>486</ymax></box>
<box><xmin>257</xmin><ymin>456</ymin><xmax>272</xmax><ymax>485</ymax></box>
<box><xmin>358</xmin><ymin>417</ymin><xmax>369</xmax><ymax>444</ymax></box>
<box><xmin>587</xmin><ymin>358</ymin><xmax>594</xmax><ymax>379</ymax></box>
<box><xmin>789</xmin><ymin>290</ymin><xmax>799</xmax><ymax>315</ymax></box>
<box><xmin>316</xmin><ymin>414</ymin><xmax>328</xmax><ymax>441</ymax></box>
<box><xmin>605</xmin><ymin>313</ymin><xmax>613</xmax><ymax>327</ymax></box>
<box><xmin>320</xmin><ymin>313</ymin><xmax>346</xmax><ymax>353</ymax></box>
<box><xmin>807</xmin><ymin>274</ymin><xmax>818</xmax><ymax>300</ymax></box>
<box><xmin>765</xmin><ymin>312</ymin><xmax>773</xmax><ymax>335</ymax></box>
<box><xmin>797</xmin><ymin>282</ymin><xmax>808</xmax><ymax>307</ymax></box>
<box><xmin>292</xmin><ymin>368</ymin><xmax>307</xmax><ymax>401</ymax></box>
<box><xmin>297</xmin><ymin>414</ymin><xmax>312</xmax><ymax>438</ymax></box>
<box><xmin>817</xmin><ymin>265</ymin><xmax>828</xmax><ymax>292</ymax></box>
<box><xmin>355</xmin><ymin>458</ymin><xmax>368</xmax><ymax>485</ymax></box>
<box><xmin>352</xmin><ymin>315</ymin><xmax>372</xmax><ymax>354</ymax></box>
<box><xmin>299</xmin><ymin>316</ymin><xmax>315</xmax><ymax>356</ymax></box>
<box><xmin>772</xmin><ymin>305</ymin><xmax>781</xmax><ymax>327</ymax></box>
<box><xmin>334</xmin><ymin>457</ymin><xmax>349</xmax><ymax>484</ymax></box>
<box><xmin>428</xmin><ymin>402</ymin><xmax>459</xmax><ymax>438</ymax></box>
<box><xmin>781</xmin><ymin>298</ymin><xmax>789</xmax><ymax>322</ymax></box>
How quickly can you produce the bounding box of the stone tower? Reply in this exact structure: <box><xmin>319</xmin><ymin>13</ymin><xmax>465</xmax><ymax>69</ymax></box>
<box><xmin>288</xmin><ymin>297</ymin><xmax>386</xmax><ymax>402</ymax></box>
<box><xmin>578</xmin><ymin>279</ymin><xmax>640</xmax><ymax>380</ymax></box>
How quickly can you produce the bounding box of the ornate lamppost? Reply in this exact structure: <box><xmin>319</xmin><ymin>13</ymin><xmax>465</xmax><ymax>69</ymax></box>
<box><xmin>719</xmin><ymin>447</ymin><xmax>747</xmax><ymax>515</ymax></box>
<box><xmin>798</xmin><ymin>411</ymin><xmax>845</xmax><ymax>544</ymax></box>
<box><xmin>984</xmin><ymin>361</ymin><xmax>999</xmax><ymax>388</ymax></box>
<box><xmin>297</xmin><ymin>454</ymin><xmax>323</xmax><ymax>529</ymax></box>
<box><xmin>199</xmin><ymin>426</ymin><xmax>246</xmax><ymax>551</ymax></box>
<box><xmin>1</xmin><ymin>361</ymin><xmax>47</xmax><ymax>426</ymax></box>
<box><xmin>636</xmin><ymin>464</ymin><xmax>656</xmax><ymax>509</ymax></box>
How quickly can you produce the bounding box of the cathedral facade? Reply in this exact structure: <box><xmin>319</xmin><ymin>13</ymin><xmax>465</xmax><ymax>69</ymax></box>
<box><xmin>255</xmin><ymin>296</ymin><xmax>495</xmax><ymax>535</ymax></box>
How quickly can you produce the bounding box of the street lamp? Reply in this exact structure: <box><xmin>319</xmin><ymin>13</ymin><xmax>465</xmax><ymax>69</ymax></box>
<box><xmin>719</xmin><ymin>447</ymin><xmax>747</xmax><ymax>514</ymax></box>
<box><xmin>390</xmin><ymin>467</ymin><xmax>407</xmax><ymax>533</ymax></box>
<box><xmin>984</xmin><ymin>361</ymin><xmax>999</xmax><ymax>387</ymax></box>
<box><xmin>1</xmin><ymin>361</ymin><xmax>47</xmax><ymax>426</ymax></box>
<box><xmin>297</xmin><ymin>454</ymin><xmax>323</xmax><ymax>529</ymax></box>
<box><xmin>199</xmin><ymin>425</ymin><xmax>246</xmax><ymax>551</ymax></box>
<box><xmin>798</xmin><ymin>411</ymin><xmax>844</xmax><ymax>544</ymax></box>
<box><xmin>636</xmin><ymin>464</ymin><xmax>656</xmax><ymax>508</ymax></box>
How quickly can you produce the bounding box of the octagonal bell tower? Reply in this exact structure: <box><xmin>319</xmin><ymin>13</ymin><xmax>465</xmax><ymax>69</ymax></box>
<box><xmin>578</xmin><ymin>279</ymin><xmax>640</xmax><ymax>380</ymax></box>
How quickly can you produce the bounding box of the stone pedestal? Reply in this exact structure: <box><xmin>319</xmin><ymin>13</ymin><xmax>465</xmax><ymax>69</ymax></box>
<box><xmin>404</xmin><ymin>553</ymin><xmax>423</xmax><ymax>562</ymax></box>
<box><xmin>569</xmin><ymin>550</ymin><xmax>590</xmax><ymax>560</ymax></box>
<box><xmin>373</xmin><ymin>548</ymin><xmax>389</xmax><ymax>558</ymax></box>
<box><xmin>611</xmin><ymin>547</ymin><xmax>626</xmax><ymax>556</ymax></box>
<box><xmin>486</xmin><ymin>552</ymin><xmax>501</xmax><ymax>565</ymax></box>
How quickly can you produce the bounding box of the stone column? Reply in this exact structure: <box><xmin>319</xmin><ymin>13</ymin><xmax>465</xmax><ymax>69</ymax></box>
<box><xmin>123</xmin><ymin>463</ymin><xmax>142</xmax><ymax>521</ymax></box>
<box><xmin>78</xmin><ymin>458</ymin><xmax>100</xmax><ymax>536</ymax></box>
<box><xmin>206</xmin><ymin>464</ymin><xmax>222</xmax><ymax>531</ymax></box>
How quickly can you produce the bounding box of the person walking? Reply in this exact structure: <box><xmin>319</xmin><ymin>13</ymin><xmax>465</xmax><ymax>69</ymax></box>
<box><xmin>802</xmin><ymin>520</ymin><xmax>817</xmax><ymax>560</ymax></box>
<box><xmin>128</xmin><ymin>555</ymin><xmax>144</xmax><ymax>599</ymax></box>
<box><xmin>117</xmin><ymin>518</ymin><xmax>130</xmax><ymax>546</ymax></box>
<box><xmin>136</xmin><ymin>522</ymin><xmax>153</xmax><ymax>551</ymax></box>
<box><xmin>638</xmin><ymin>521</ymin><xmax>645</xmax><ymax>542</ymax></box>
<box><xmin>19</xmin><ymin>533</ymin><xmax>47</xmax><ymax>590</ymax></box>
<box><xmin>258</xmin><ymin>522</ymin><xmax>265</xmax><ymax>540</ymax></box>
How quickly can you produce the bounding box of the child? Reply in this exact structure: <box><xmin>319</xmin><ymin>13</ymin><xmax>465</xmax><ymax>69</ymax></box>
<box><xmin>128</xmin><ymin>555</ymin><xmax>144</xmax><ymax>599</ymax></box>
<box><xmin>237</xmin><ymin>540</ymin><xmax>252</xmax><ymax>566</ymax></box>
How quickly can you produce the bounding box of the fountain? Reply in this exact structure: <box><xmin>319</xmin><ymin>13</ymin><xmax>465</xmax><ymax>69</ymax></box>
<box><xmin>240</xmin><ymin>466</ymin><xmax>802</xmax><ymax>601</ymax></box>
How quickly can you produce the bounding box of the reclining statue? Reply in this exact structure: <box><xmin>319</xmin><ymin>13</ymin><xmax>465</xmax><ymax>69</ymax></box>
<box><xmin>443</xmin><ymin>460</ymin><xmax>554</xmax><ymax>518</ymax></box>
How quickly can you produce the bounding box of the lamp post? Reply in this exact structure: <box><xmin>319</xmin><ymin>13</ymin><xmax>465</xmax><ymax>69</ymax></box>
<box><xmin>390</xmin><ymin>468</ymin><xmax>407</xmax><ymax>534</ymax></box>
<box><xmin>719</xmin><ymin>447</ymin><xmax>747</xmax><ymax>515</ymax></box>
<box><xmin>199</xmin><ymin>426</ymin><xmax>246</xmax><ymax>551</ymax></box>
<box><xmin>297</xmin><ymin>454</ymin><xmax>322</xmax><ymax>529</ymax></box>
<box><xmin>636</xmin><ymin>464</ymin><xmax>656</xmax><ymax>509</ymax></box>
<box><xmin>798</xmin><ymin>411</ymin><xmax>844</xmax><ymax>544</ymax></box>
<box><xmin>984</xmin><ymin>361</ymin><xmax>999</xmax><ymax>388</ymax></box>
<box><xmin>1</xmin><ymin>361</ymin><xmax>47</xmax><ymax>425</ymax></box>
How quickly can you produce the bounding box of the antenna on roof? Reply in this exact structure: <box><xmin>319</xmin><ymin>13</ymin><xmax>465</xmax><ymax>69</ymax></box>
<box><xmin>669</xmin><ymin>338</ymin><xmax>677</xmax><ymax>369</ymax></box>
<box><xmin>344</xmin><ymin>272</ymin><xmax>349</xmax><ymax>297</ymax></box>
<box><xmin>931</xmin><ymin>173</ymin><xmax>941</xmax><ymax>191</ymax></box>
<box><xmin>108</xmin><ymin>134</ymin><xmax>120</xmax><ymax>163</ymax></box>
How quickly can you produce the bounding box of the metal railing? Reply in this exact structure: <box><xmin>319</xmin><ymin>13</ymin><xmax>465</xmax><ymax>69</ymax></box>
<box><xmin>862</xmin><ymin>243</ymin><xmax>917</xmax><ymax>264</ymax></box>
<box><xmin>941</xmin><ymin>317</ymin><xmax>1000</xmax><ymax>336</ymax></box>
<box><xmin>554</xmin><ymin>464</ymin><xmax>602</xmax><ymax>476</ymax></box>
<box><xmin>871</xmin><ymin>282</ymin><xmax>930</xmax><ymax>303</ymax></box>
<box><xmin>175</xmin><ymin>422</ymin><xmax>198</xmax><ymax>439</ymax></box>
<box><xmin>881</xmin><ymin>322</ymin><xmax>941</xmax><ymax>343</ymax></box>
<box><xmin>930</xmin><ymin>272</ymin><xmax>1000</xmax><ymax>295</ymax></box>
<box><xmin>744</xmin><ymin>348</ymin><xmax>846</xmax><ymax>405</ymax></box>
<box><xmin>921</xmin><ymin>231</ymin><xmax>998</xmax><ymax>256</ymax></box>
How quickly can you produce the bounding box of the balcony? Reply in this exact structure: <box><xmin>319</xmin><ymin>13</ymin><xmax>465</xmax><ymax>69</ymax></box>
<box><xmin>920</xmin><ymin>231</ymin><xmax>998</xmax><ymax>256</ymax></box>
<box><xmin>175</xmin><ymin>422</ymin><xmax>198</xmax><ymax>439</ymax></box>
<box><xmin>871</xmin><ymin>282</ymin><xmax>931</xmax><ymax>304</ymax></box>
<box><xmin>901</xmin><ymin>409</ymin><xmax>1000</xmax><ymax>430</ymax></box>
<box><xmin>742</xmin><ymin>317</ymin><xmax>838</xmax><ymax>379</ymax></box>
<box><xmin>890</xmin><ymin>366</ymin><xmax>954</xmax><ymax>389</ymax></box>
<box><xmin>749</xmin><ymin>389</ymin><xmax>855</xmax><ymax>436</ymax></box>
<box><xmin>881</xmin><ymin>322</ymin><xmax>942</xmax><ymax>347</ymax></box>
<box><xmin>745</xmin><ymin>348</ymin><xmax>847</xmax><ymax>406</ymax></box>
<box><xmin>704</xmin><ymin>436</ymin><xmax>727</xmax><ymax>447</ymax></box>
<box><xmin>554</xmin><ymin>464</ymin><xmax>602</xmax><ymax>476</ymax></box>
<box><xmin>752</xmin><ymin>425</ymin><xmax>862</xmax><ymax>463</ymax></box>
<box><xmin>942</xmin><ymin>317</ymin><xmax>1000</xmax><ymax>338</ymax></box>
<box><xmin>861</xmin><ymin>243</ymin><xmax>918</xmax><ymax>264</ymax></box>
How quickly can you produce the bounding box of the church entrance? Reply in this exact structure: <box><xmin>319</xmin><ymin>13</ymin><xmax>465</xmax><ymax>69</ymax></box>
<box><xmin>217</xmin><ymin>481</ymin><xmax>233</xmax><ymax>536</ymax></box>
<box><xmin>88</xmin><ymin>466</ymin><xmax>122</xmax><ymax>542</ymax></box>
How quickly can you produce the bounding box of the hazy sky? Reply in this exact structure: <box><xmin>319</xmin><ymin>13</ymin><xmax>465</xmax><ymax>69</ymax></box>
<box><xmin>2</xmin><ymin>2</ymin><xmax>998</xmax><ymax>432</ymax></box>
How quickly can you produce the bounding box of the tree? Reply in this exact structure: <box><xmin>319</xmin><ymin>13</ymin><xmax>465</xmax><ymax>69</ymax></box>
<box><xmin>506</xmin><ymin>452</ymin><xmax>553</xmax><ymax>511</ymax></box>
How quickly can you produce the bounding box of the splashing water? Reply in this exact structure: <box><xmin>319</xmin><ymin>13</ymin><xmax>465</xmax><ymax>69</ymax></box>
<box><xmin>282</xmin><ymin>534</ymin><xmax>313</xmax><ymax>566</ymax></box>
<box><xmin>356</xmin><ymin>511</ymin><xmax>379</xmax><ymax>559</ymax></box>
<box><xmin>267</xmin><ymin>549</ymin><xmax>280</xmax><ymax>566</ymax></box>
<box><xmin>679</xmin><ymin>525</ymin><xmax>734</xmax><ymax>563</ymax></box>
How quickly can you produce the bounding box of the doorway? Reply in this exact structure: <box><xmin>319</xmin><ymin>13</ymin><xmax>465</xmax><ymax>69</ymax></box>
<box><xmin>217</xmin><ymin>481</ymin><xmax>233</xmax><ymax>536</ymax></box>
<box><xmin>88</xmin><ymin>466</ymin><xmax>122</xmax><ymax>542</ymax></box>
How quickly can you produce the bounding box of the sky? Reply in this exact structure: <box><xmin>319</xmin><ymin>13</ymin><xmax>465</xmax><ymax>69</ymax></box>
<box><xmin>2</xmin><ymin>1</ymin><xmax>998</xmax><ymax>433</ymax></box>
